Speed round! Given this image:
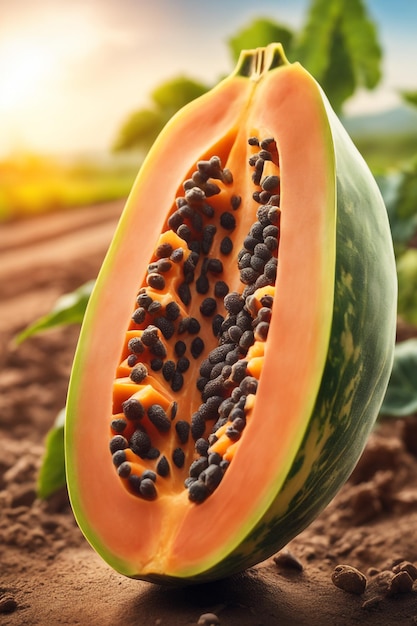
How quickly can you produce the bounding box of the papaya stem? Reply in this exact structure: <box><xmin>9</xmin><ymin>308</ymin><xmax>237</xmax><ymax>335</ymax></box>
<box><xmin>234</xmin><ymin>43</ymin><xmax>289</xmax><ymax>81</ymax></box>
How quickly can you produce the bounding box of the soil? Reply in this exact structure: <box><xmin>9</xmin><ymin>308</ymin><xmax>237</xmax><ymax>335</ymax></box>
<box><xmin>1</xmin><ymin>200</ymin><xmax>417</xmax><ymax>626</ymax></box>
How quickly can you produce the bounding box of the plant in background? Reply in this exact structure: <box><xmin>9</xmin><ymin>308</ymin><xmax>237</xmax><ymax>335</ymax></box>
<box><xmin>113</xmin><ymin>0</ymin><xmax>382</xmax><ymax>152</ymax></box>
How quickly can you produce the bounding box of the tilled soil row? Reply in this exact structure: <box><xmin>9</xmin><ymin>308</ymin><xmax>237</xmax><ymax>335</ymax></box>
<box><xmin>1</xmin><ymin>203</ymin><xmax>417</xmax><ymax>625</ymax></box>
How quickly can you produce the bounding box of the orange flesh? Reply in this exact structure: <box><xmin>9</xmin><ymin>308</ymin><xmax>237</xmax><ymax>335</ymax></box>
<box><xmin>66</xmin><ymin>60</ymin><xmax>335</xmax><ymax>578</ymax></box>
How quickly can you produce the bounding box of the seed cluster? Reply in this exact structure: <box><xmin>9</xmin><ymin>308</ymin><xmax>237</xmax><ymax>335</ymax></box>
<box><xmin>109</xmin><ymin>136</ymin><xmax>280</xmax><ymax>503</ymax></box>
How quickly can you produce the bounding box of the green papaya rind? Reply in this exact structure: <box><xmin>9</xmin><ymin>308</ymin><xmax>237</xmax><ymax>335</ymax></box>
<box><xmin>173</xmin><ymin>72</ymin><xmax>397</xmax><ymax>583</ymax></box>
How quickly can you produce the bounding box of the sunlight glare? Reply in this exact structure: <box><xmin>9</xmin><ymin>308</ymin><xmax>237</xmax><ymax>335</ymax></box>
<box><xmin>0</xmin><ymin>10</ymin><xmax>105</xmax><ymax>112</ymax></box>
<box><xmin>0</xmin><ymin>7</ymin><xmax>123</xmax><ymax>154</ymax></box>
<box><xmin>0</xmin><ymin>38</ymin><xmax>57</xmax><ymax>111</ymax></box>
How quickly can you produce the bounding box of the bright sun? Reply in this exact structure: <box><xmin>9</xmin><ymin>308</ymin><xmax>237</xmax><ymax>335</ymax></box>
<box><xmin>0</xmin><ymin>8</ymin><xmax>112</xmax><ymax>155</ymax></box>
<box><xmin>0</xmin><ymin>38</ymin><xmax>58</xmax><ymax>111</ymax></box>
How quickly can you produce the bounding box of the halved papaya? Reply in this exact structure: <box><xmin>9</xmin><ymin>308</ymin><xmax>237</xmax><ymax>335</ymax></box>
<box><xmin>65</xmin><ymin>44</ymin><xmax>397</xmax><ymax>584</ymax></box>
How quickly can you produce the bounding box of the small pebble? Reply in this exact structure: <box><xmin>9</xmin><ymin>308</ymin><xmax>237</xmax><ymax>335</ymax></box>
<box><xmin>197</xmin><ymin>612</ymin><xmax>220</xmax><ymax>625</ymax></box>
<box><xmin>361</xmin><ymin>595</ymin><xmax>383</xmax><ymax>611</ymax></box>
<box><xmin>273</xmin><ymin>550</ymin><xmax>304</xmax><ymax>571</ymax></box>
<box><xmin>331</xmin><ymin>564</ymin><xmax>367</xmax><ymax>595</ymax></box>
<box><xmin>386</xmin><ymin>570</ymin><xmax>414</xmax><ymax>596</ymax></box>
<box><xmin>0</xmin><ymin>596</ymin><xmax>18</xmax><ymax>614</ymax></box>
<box><xmin>392</xmin><ymin>560</ymin><xmax>417</xmax><ymax>580</ymax></box>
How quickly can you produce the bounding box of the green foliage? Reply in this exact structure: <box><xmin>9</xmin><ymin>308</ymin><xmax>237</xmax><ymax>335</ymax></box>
<box><xmin>228</xmin><ymin>18</ymin><xmax>293</xmax><ymax>63</ymax></box>
<box><xmin>113</xmin><ymin>108</ymin><xmax>167</xmax><ymax>152</ymax></box>
<box><xmin>293</xmin><ymin>0</ymin><xmax>382</xmax><ymax>114</ymax></box>
<box><xmin>150</xmin><ymin>77</ymin><xmax>208</xmax><ymax>117</ymax></box>
<box><xmin>394</xmin><ymin>157</ymin><xmax>417</xmax><ymax>222</ymax></box>
<box><xmin>380</xmin><ymin>340</ymin><xmax>417</xmax><ymax>417</ymax></box>
<box><xmin>17</xmin><ymin>282</ymin><xmax>95</xmax><ymax>499</ymax></box>
<box><xmin>379</xmin><ymin>154</ymin><xmax>417</xmax><ymax>242</ymax></box>
<box><xmin>37</xmin><ymin>409</ymin><xmax>66</xmax><ymax>499</ymax></box>
<box><xmin>16</xmin><ymin>280</ymin><xmax>94</xmax><ymax>344</ymax></box>
<box><xmin>113</xmin><ymin>76</ymin><xmax>209</xmax><ymax>152</ymax></box>
<box><xmin>0</xmin><ymin>154</ymin><xmax>137</xmax><ymax>222</ymax></box>
<box><xmin>397</xmin><ymin>250</ymin><xmax>417</xmax><ymax>326</ymax></box>
<box><xmin>377</xmin><ymin>157</ymin><xmax>417</xmax><ymax>326</ymax></box>
<box><xmin>401</xmin><ymin>91</ymin><xmax>417</xmax><ymax>109</ymax></box>
<box><xmin>113</xmin><ymin>0</ymin><xmax>383</xmax><ymax>150</ymax></box>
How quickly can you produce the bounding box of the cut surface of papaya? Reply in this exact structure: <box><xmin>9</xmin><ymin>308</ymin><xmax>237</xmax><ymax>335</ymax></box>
<box><xmin>65</xmin><ymin>44</ymin><xmax>397</xmax><ymax>584</ymax></box>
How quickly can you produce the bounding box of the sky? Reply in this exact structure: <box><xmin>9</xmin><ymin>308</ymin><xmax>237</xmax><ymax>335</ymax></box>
<box><xmin>1</xmin><ymin>0</ymin><xmax>416</xmax><ymax>158</ymax></box>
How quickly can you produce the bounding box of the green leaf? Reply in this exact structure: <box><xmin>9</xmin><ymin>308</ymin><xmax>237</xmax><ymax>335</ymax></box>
<box><xmin>227</xmin><ymin>18</ymin><xmax>294</xmax><ymax>64</ymax></box>
<box><xmin>319</xmin><ymin>16</ymin><xmax>356</xmax><ymax>114</ymax></box>
<box><xmin>397</xmin><ymin>249</ymin><xmax>417</xmax><ymax>326</ymax></box>
<box><xmin>380</xmin><ymin>339</ymin><xmax>417</xmax><ymax>417</ymax></box>
<box><xmin>394</xmin><ymin>157</ymin><xmax>417</xmax><ymax>221</ymax></box>
<box><xmin>340</xmin><ymin>0</ymin><xmax>382</xmax><ymax>90</ymax></box>
<box><xmin>37</xmin><ymin>409</ymin><xmax>66</xmax><ymax>499</ymax></box>
<box><xmin>16</xmin><ymin>279</ymin><xmax>94</xmax><ymax>344</ymax></box>
<box><xmin>294</xmin><ymin>0</ymin><xmax>382</xmax><ymax>113</ymax></box>
<box><xmin>378</xmin><ymin>172</ymin><xmax>417</xmax><ymax>254</ymax></box>
<box><xmin>150</xmin><ymin>76</ymin><xmax>209</xmax><ymax>117</ymax></box>
<box><xmin>377</xmin><ymin>159</ymin><xmax>417</xmax><ymax>258</ymax></box>
<box><xmin>293</xmin><ymin>0</ymin><xmax>339</xmax><ymax>79</ymax></box>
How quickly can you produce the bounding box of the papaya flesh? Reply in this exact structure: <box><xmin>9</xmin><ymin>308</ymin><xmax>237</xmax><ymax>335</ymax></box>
<box><xmin>65</xmin><ymin>44</ymin><xmax>397</xmax><ymax>584</ymax></box>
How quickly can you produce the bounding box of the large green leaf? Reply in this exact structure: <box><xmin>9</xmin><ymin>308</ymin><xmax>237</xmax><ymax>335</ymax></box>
<box><xmin>16</xmin><ymin>280</ymin><xmax>94</xmax><ymax>344</ymax></box>
<box><xmin>380</xmin><ymin>339</ymin><xmax>417</xmax><ymax>417</ymax></box>
<box><xmin>294</xmin><ymin>0</ymin><xmax>382</xmax><ymax>113</ymax></box>
<box><xmin>339</xmin><ymin>0</ymin><xmax>381</xmax><ymax>90</ymax></box>
<box><xmin>227</xmin><ymin>18</ymin><xmax>293</xmax><ymax>64</ymax></box>
<box><xmin>37</xmin><ymin>408</ymin><xmax>66</xmax><ymax>499</ymax></box>
<box><xmin>319</xmin><ymin>16</ymin><xmax>355</xmax><ymax>114</ymax></box>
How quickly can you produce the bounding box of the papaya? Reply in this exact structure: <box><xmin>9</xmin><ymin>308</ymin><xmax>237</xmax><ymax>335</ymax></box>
<box><xmin>65</xmin><ymin>43</ymin><xmax>397</xmax><ymax>584</ymax></box>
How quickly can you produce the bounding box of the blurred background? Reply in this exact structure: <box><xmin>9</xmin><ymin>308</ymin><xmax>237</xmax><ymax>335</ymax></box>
<box><xmin>2</xmin><ymin>0</ymin><xmax>417</xmax><ymax>324</ymax></box>
<box><xmin>0</xmin><ymin>0</ymin><xmax>415</xmax><ymax>206</ymax></box>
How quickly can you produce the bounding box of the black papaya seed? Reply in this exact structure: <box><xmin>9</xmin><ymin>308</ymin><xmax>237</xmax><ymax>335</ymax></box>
<box><xmin>129</xmin><ymin>430</ymin><xmax>151</xmax><ymax>457</ymax></box>
<box><xmin>148</xmin><ymin>405</ymin><xmax>171</xmax><ymax>432</ymax></box>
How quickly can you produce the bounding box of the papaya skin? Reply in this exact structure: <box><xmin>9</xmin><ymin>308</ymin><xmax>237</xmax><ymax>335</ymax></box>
<box><xmin>65</xmin><ymin>44</ymin><xmax>397</xmax><ymax>584</ymax></box>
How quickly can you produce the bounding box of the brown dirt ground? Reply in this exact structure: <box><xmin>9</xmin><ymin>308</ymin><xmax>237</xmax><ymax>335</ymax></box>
<box><xmin>1</xmin><ymin>201</ymin><xmax>417</xmax><ymax>626</ymax></box>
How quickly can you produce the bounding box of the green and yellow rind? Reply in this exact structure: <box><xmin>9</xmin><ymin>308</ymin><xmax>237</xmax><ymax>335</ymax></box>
<box><xmin>173</xmin><ymin>87</ymin><xmax>397</xmax><ymax>584</ymax></box>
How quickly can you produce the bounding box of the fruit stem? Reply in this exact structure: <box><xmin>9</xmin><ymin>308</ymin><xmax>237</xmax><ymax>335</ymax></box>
<box><xmin>234</xmin><ymin>43</ymin><xmax>289</xmax><ymax>81</ymax></box>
